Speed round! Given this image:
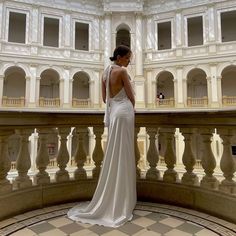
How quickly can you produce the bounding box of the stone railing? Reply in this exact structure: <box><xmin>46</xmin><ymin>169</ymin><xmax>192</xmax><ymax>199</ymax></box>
<box><xmin>2</xmin><ymin>96</ymin><xmax>25</xmax><ymax>107</ymax></box>
<box><xmin>72</xmin><ymin>98</ymin><xmax>91</xmax><ymax>108</ymax></box>
<box><xmin>222</xmin><ymin>96</ymin><xmax>236</xmax><ymax>106</ymax></box>
<box><xmin>39</xmin><ymin>97</ymin><xmax>60</xmax><ymax>107</ymax></box>
<box><xmin>0</xmin><ymin>110</ymin><xmax>236</xmax><ymax>223</ymax></box>
<box><xmin>156</xmin><ymin>98</ymin><xmax>175</xmax><ymax>107</ymax></box>
<box><xmin>187</xmin><ymin>96</ymin><xmax>208</xmax><ymax>107</ymax></box>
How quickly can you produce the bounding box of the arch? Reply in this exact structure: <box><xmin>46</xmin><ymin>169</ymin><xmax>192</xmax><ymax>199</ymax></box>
<box><xmin>1</xmin><ymin>63</ymin><xmax>30</xmax><ymax>77</ymax></box>
<box><xmin>116</xmin><ymin>23</ymin><xmax>131</xmax><ymax>48</ymax></box>
<box><xmin>218</xmin><ymin>62</ymin><xmax>236</xmax><ymax>76</ymax></box>
<box><xmin>221</xmin><ymin>65</ymin><xmax>236</xmax><ymax>97</ymax></box>
<box><xmin>3</xmin><ymin>66</ymin><xmax>26</xmax><ymax>98</ymax></box>
<box><xmin>156</xmin><ymin>70</ymin><xmax>174</xmax><ymax>99</ymax></box>
<box><xmin>39</xmin><ymin>68</ymin><xmax>60</xmax><ymax>99</ymax></box>
<box><xmin>187</xmin><ymin>68</ymin><xmax>207</xmax><ymax>98</ymax></box>
<box><xmin>37</xmin><ymin>66</ymin><xmax>62</xmax><ymax>78</ymax></box>
<box><xmin>72</xmin><ymin>71</ymin><xmax>90</xmax><ymax>99</ymax></box>
<box><xmin>116</xmin><ymin>23</ymin><xmax>131</xmax><ymax>32</ymax></box>
<box><xmin>183</xmin><ymin>65</ymin><xmax>209</xmax><ymax>79</ymax></box>
<box><xmin>70</xmin><ymin>69</ymin><xmax>92</xmax><ymax>82</ymax></box>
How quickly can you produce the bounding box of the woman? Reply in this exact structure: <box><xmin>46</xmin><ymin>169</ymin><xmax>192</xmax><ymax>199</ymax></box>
<box><xmin>67</xmin><ymin>45</ymin><xmax>136</xmax><ymax>228</ymax></box>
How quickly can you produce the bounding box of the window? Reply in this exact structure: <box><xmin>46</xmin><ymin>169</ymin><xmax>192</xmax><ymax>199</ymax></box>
<box><xmin>187</xmin><ymin>16</ymin><xmax>203</xmax><ymax>46</ymax></box>
<box><xmin>221</xmin><ymin>10</ymin><xmax>236</xmax><ymax>42</ymax></box>
<box><xmin>8</xmin><ymin>12</ymin><xmax>26</xmax><ymax>43</ymax></box>
<box><xmin>116</xmin><ymin>29</ymin><xmax>130</xmax><ymax>48</ymax></box>
<box><xmin>43</xmin><ymin>17</ymin><xmax>59</xmax><ymax>47</ymax></box>
<box><xmin>75</xmin><ymin>22</ymin><xmax>89</xmax><ymax>50</ymax></box>
<box><xmin>157</xmin><ymin>21</ymin><xmax>171</xmax><ymax>50</ymax></box>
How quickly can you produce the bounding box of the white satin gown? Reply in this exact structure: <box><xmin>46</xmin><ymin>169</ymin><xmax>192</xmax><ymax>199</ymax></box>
<box><xmin>67</xmin><ymin>65</ymin><xmax>136</xmax><ymax>228</ymax></box>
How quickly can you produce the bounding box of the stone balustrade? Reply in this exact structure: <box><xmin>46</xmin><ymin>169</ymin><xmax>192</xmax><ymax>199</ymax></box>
<box><xmin>0</xmin><ymin>110</ymin><xmax>236</xmax><ymax>223</ymax></box>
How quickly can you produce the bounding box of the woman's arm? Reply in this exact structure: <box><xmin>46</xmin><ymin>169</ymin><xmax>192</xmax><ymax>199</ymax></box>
<box><xmin>102</xmin><ymin>79</ymin><xmax>106</xmax><ymax>103</ymax></box>
<box><xmin>121</xmin><ymin>69</ymin><xmax>135</xmax><ymax>107</ymax></box>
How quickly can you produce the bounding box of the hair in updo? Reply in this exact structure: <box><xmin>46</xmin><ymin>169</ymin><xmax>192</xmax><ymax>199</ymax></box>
<box><xmin>109</xmin><ymin>45</ymin><xmax>131</xmax><ymax>61</ymax></box>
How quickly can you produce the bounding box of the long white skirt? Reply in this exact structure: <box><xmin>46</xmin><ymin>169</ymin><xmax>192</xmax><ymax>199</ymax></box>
<box><xmin>67</xmin><ymin>97</ymin><xmax>136</xmax><ymax>228</ymax></box>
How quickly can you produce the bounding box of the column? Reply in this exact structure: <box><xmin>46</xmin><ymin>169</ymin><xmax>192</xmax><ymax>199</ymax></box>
<box><xmin>24</xmin><ymin>76</ymin><xmax>30</xmax><ymax>107</ymax></box>
<box><xmin>176</xmin><ymin>67</ymin><xmax>185</xmax><ymax>107</ymax></box>
<box><xmin>69</xmin><ymin>78</ymin><xmax>73</xmax><ymax>108</ymax></box>
<box><xmin>63</xmin><ymin>14</ymin><xmax>71</xmax><ymax>48</ymax></box>
<box><xmin>92</xmin><ymin>70</ymin><xmax>100</xmax><ymax>108</ymax></box>
<box><xmin>0</xmin><ymin>75</ymin><xmax>4</xmax><ymax>107</ymax></box>
<box><xmin>210</xmin><ymin>63</ymin><xmax>220</xmax><ymax>107</ymax></box>
<box><xmin>146</xmin><ymin>70</ymin><xmax>154</xmax><ymax>108</ymax></box>
<box><xmin>173</xmin><ymin>78</ymin><xmax>178</xmax><ymax>107</ymax></box>
<box><xmin>31</xmin><ymin>8</ymin><xmax>39</xmax><ymax>44</ymax></box>
<box><xmin>175</xmin><ymin>10</ymin><xmax>183</xmax><ymax>57</ymax></box>
<box><xmin>217</xmin><ymin>76</ymin><xmax>222</xmax><ymax>107</ymax></box>
<box><xmin>28</xmin><ymin>65</ymin><xmax>37</xmax><ymax>107</ymax></box>
<box><xmin>104</xmin><ymin>13</ymin><xmax>112</xmax><ymax>68</ymax></box>
<box><xmin>35</xmin><ymin>76</ymin><xmax>40</xmax><ymax>106</ymax></box>
<box><xmin>93</xmin><ymin>18</ymin><xmax>100</xmax><ymax>51</ymax></box>
<box><xmin>0</xmin><ymin>3</ymin><xmax>3</xmax><ymax>40</ymax></box>
<box><xmin>134</xmin><ymin>13</ymin><xmax>145</xmax><ymax>108</ymax></box>
<box><xmin>59</xmin><ymin>78</ymin><xmax>64</xmax><ymax>107</ymax></box>
<box><xmin>146</xmin><ymin>16</ymin><xmax>154</xmax><ymax>61</ymax></box>
<box><xmin>62</xmin><ymin>68</ymin><xmax>70</xmax><ymax>108</ymax></box>
<box><xmin>206</xmin><ymin>76</ymin><xmax>212</xmax><ymax>107</ymax></box>
<box><xmin>207</xmin><ymin>4</ymin><xmax>217</xmax><ymax>53</ymax></box>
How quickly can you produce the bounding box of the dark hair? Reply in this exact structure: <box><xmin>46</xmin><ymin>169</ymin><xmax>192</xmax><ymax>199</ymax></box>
<box><xmin>110</xmin><ymin>45</ymin><xmax>131</xmax><ymax>61</ymax></box>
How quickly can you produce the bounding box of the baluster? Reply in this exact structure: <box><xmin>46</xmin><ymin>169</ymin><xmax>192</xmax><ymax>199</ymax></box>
<box><xmin>135</xmin><ymin>127</ymin><xmax>141</xmax><ymax>179</ymax></box>
<box><xmin>0</xmin><ymin>130</ymin><xmax>13</xmax><ymax>194</ymax></box>
<box><xmin>218</xmin><ymin>128</ymin><xmax>236</xmax><ymax>194</ymax></box>
<box><xmin>199</xmin><ymin>128</ymin><xmax>219</xmax><ymax>189</ymax></box>
<box><xmin>92</xmin><ymin>126</ymin><xmax>104</xmax><ymax>179</ymax></box>
<box><xmin>180</xmin><ymin>128</ymin><xmax>199</xmax><ymax>185</ymax></box>
<box><xmin>74</xmin><ymin>127</ymin><xmax>87</xmax><ymax>179</ymax></box>
<box><xmin>34</xmin><ymin>128</ymin><xmax>50</xmax><ymax>184</ymax></box>
<box><xmin>162</xmin><ymin>128</ymin><xmax>178</xmax><ymax>183</ymax></box>
<box><xmin>146</xmin><ymin>127</ymin><xmax>160</xmax><ymax>180</ymax></box>
<box><xmin>13</xmin><ymin>129</ymin><xmax>33</xmax><ymax>189</ymax></box>
<box><xmin>55</xmin><ymin>127</ymin><xmax>70</xmax><ymax>182</ymax></box>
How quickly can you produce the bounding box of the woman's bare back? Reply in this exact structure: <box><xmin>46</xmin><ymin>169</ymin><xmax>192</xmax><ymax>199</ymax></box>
<box><xmin>109</xmin><ymin>67</ymin><xmax>124</xmax><ymax>98</ymax></box>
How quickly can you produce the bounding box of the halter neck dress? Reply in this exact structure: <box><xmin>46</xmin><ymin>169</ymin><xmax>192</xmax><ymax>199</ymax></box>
<box><xmin>67</xmin><ymin>65</ymin><xmax>136</xmax><ymax>228</ymax></box>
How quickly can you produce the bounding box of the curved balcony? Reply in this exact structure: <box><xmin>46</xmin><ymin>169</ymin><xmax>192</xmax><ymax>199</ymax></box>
<box><xmin>0</xmin><ymin>110</ymin><xmax>236</xmax><ymax>227</ymax></box>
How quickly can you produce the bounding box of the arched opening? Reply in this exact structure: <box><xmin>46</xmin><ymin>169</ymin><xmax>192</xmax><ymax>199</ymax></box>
<box><xmin>116</xmin><ymin>24</ymin><xmax>131</xmax><ymax>48</ymax></box>
<box><xmin>72</xmin><ymin>71</ymin><xmax>90</xmax><ymax>108</ymax></box>
<box><xmin>221</xmin><ymin>65</ymin><xmax>236</xmax><ymax>106</ymax></box>
<box><xmin>156</xmin><ymin>71</ymin><xmax>174</xmax><ymax>107</ymax></box>
<box><xmin>3</xmin><ymin>66</ymin><xmax>26</xmax><ymax>107</ymax></box>
<box><xmin>187</xmin><ymin>68</ymin><xmax>208</xmax><ymax>107</ymax></box>
<box><xmin>39</xmin><ymin>69</ymin><xmax>60</xmax><ymax>107</ymax></box>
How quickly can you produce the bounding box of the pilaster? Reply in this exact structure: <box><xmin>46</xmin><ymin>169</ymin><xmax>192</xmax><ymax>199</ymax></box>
<box><xmin>25</xmin><ymin>76</ymin><xmax>31</xmax><ymax>107</ymax></box>
<box><xmin>0</xmin><ymin>75</ymin><xmax>4</xmax><ymax>107</ymax></box>
<box><xmin>104</xmin><ymin>13</ymin><xmax>112</xmax><ymax>68</ymax></box>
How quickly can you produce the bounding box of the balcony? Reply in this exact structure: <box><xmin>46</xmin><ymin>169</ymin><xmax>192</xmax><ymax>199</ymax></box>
<box><xmin>0</xmin><ymin>110</ymin><xmax>236</xmax><ymax>230</ymax></box>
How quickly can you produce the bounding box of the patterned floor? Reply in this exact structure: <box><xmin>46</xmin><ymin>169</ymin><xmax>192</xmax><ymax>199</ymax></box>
<box><xmin>0</xmin><ymin>202</ymin><xmax>235</xmax><ymax>236</ymax></box>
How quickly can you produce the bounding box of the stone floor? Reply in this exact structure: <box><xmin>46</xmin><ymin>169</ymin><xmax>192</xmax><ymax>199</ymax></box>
<box><xmin>0</xmin><ymin>202</ymin><xmax>235</xmax><ymax>236</ymax></box>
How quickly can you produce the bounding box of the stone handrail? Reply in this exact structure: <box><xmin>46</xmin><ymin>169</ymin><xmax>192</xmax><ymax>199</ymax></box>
<box><xmin>0</xmin><ymin>110</ymin><xmax>236</xmax><ymax>223</ymax></box>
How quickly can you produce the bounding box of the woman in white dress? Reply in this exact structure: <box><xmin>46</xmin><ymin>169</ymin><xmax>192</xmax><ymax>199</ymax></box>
<box><xmin>67</xmin><ymin>45</ymin><xmax>136</xmax><ymax>228</ymax></box>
